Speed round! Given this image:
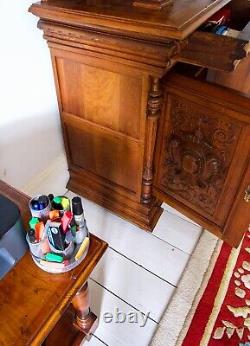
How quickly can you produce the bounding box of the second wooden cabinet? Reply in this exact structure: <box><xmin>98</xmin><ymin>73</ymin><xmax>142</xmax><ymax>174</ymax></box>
<box><xmin>154</xmin><ymin>73</ymin><xmax>250</xmax><ymax>247</ymax></box>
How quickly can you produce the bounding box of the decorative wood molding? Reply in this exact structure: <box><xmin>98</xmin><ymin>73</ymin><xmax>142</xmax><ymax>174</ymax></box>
<box><xmin>68</xmin><ymin>170</ymin><xmax>163</xmax><ymax>231</ymax></box>
<box><xmin>30</xmin><ymin>0</ymin><xmax>234</xmax><ymax>40</ymax></box>
<box><xmin>142</xmin><ymin>78</ymin><xmax>162</xmax><ymax>204</ymax></box>
<box><xmin>38</xmin><ymin>20</ymin><xmax>178</xmax><ymax>74</ymax></box>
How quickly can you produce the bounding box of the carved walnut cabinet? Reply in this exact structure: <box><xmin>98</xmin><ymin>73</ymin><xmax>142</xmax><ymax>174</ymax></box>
<box><xmin>30</xmin><ymin>0</ymin><xmax>250</xmax><ymax>247</ymax></box>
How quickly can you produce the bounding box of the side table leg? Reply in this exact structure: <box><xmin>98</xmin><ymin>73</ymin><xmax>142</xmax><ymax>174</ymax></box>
<box><xmin>72</xmin><ymin>282</ymin><xmax>98</xmax><ymax>340</ymax></box>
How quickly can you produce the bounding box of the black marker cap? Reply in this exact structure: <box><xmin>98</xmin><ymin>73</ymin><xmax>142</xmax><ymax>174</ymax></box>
<box><xmin>28</xmin><ymin>228</ymin><xmax>36</xmax><ymax>243</ymax></box>
<box><xmin>48</xmin><ymin>194</ymin><xmax>54</xmax><ymax>201</ymax></box>
<box><xmin>72</xmin><ymin>197</ymin><xmax>83</xmax><ymax>216</ymax></box>
<box><xmin>38</xmin><ymin>195</ymin><xmax>47</xmax><ymax>204</ymax></box>
<box><xmin>38</xmin><ymin>195</ymin><xmax>48</xmax><ymax>209</ymax></box>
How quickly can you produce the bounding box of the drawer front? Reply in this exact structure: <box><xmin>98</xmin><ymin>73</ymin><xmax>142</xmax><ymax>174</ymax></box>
<box><xmin>178</xmin><ymin>30</ymin><xmax>249</xmax><ymax>72</ymax></box>
<box><xmin>154</xmin><ymin>73</ymin><xmax>250</xmax><ymax>245</ymax></box>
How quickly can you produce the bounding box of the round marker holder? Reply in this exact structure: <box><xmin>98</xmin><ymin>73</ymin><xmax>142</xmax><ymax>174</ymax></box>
<box><xmin>27</xmin><ymin>232</ymin><xmax>90</xmax><ymax>274</ymax></box>
<box><xmin>32</xmin><ymin>242</ymin><xmax>89</xmax><ymax>274</ymax></box>
<box><xmin>26</xmin><ymin>194</ymin><xmax>90</xmax><ymax>274</ymax></box>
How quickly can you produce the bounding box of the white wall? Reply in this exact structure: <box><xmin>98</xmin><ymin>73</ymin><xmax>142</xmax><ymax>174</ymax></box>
<box><xmin>0</xmin><ymin>1</ymin><xmax>65</xmax><ymax>189</ymax></box>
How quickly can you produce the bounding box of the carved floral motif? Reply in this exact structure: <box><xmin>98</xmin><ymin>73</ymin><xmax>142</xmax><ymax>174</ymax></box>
<box><xmin>160</xmin><ymin>97</ymin><xmax>241</xmax><ymax>214</ymax></box>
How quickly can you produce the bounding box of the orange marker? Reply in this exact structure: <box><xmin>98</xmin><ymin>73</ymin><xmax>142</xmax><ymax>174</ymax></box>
<box><xmin>49</xmin><ymin>210</ymin><xmax>60</xmax><ymax>220</ymax></box>
<box><xmin>35</xmin><ymin>222</ymin><xmax>45</xmax><ymax>241</ymax></box>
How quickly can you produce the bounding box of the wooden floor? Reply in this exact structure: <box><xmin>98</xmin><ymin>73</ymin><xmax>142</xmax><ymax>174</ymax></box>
<box><xmin>22</xmin><ymin>165</ymin><xmax>202</xmax><ymax>346</ymax></box>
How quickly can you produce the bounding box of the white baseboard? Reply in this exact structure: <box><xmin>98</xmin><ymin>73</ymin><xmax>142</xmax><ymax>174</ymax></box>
<box><xmin>21</xmin><ymin>154</ymin><xmax>68</xmax><ymax>196</ymax></box>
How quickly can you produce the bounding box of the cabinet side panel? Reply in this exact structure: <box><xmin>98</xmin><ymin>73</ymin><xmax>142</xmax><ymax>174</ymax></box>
<box><xmin>64</xmin><ymin>122</ymin><xmax>140</xmax><ymax>194</ymax></box>
<box><xmin>56</xmin><ymin>57</ymin><xmax>142</xmax><ymax>139</ymax></box>
<box><xmin>51</xmin><ymin>51</ymin><xmax>148</xmax><ymax>201</ymax></box>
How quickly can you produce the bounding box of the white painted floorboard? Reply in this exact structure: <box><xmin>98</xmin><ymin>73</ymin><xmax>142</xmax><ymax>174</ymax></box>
<box><xmin>84</xmin><ymin>279</ymin><xmax>158</xmax><ymax>346</ymax></box>
<box><xmin>90</xmin><ymin>247</ymin><xmax>175</xmax><ymax>322</ymax></box>
<box><xmin>66</xmin><ymin>191</ymin><xmax>190</xmax><ymax>286</ymax></box>
<box><xmin>83</xmin><ymin>335</ymin><xmax>107</xmax><ymax>346</ymax></box>
<box><xmin>162</xmin><ymin>203</ymin><xmax>199</xmax><ymax>226</ymax></box>
<box><xmin>153</xmin><ymin>211</ymin><xmax>202</xmax><ymax>254</ymax></box>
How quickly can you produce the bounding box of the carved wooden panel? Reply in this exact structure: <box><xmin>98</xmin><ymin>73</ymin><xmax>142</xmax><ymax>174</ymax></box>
<box><xmin>157</xmin><ymin>96</ymin><xmax>242</xmax><ymax>216</ymax></box>
<box><xmin>56</xmin><ymin>57</ymin><xmax>142</xmax><ymax>139</ymax></box>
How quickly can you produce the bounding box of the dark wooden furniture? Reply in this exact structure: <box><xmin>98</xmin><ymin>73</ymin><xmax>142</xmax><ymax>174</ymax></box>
<box><xmin>207</xmin><ymin>21</ymin><xmax>250</xmax><ymax>95</ymax></box>
<box><xmin>29</xmin><ymin>0</ymin><xmax>250</xmax><ymax>247</ymax></box>
<box><xmin>0</xmin><ymin>180</ymin><xmax>108</xmax><ymax>346</ymax></box>
<box><xmin>230</xmin><ymin>0</ymin><xmax>250</xmax><ymax>29</ymax></box>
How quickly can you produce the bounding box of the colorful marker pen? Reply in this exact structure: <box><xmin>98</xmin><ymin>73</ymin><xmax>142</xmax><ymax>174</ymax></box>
<box><xmin>45</xmin><ymin>252</ymin><xmax>64</xmax><ymax>263</ymax></box>
<box><xmin>40</xmin><ymin>260</ymin><xmax>66</xmax><ymax>270</ymax></box>
<box><xmin>29</xmin><ymin>217</ymin><xmax>39</xmax><ymax>230</ymax></box>
<box><xmin>75</xmin><ymin>237</ymin><xmax>90</xmax><ymax>261</ymax></box>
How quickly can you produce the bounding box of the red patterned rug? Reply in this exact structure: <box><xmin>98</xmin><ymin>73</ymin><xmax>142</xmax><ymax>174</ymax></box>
<box><xmin>182</xmin><ymin>228</ymin><xmax>250</xmax><ymax>346</ymax></box>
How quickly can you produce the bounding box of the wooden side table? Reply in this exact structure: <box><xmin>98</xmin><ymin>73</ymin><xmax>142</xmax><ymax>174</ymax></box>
<box><xmin>0</xmin><ymin>180</ymin><xmax>108</xmax><ymax>346</ymax></box>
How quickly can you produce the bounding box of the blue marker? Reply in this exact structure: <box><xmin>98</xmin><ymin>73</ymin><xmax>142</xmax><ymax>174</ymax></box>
<box><xmin>32</xmin><ymin>200</ymin><xmax>40</xmax><ymax>210</ymax></box>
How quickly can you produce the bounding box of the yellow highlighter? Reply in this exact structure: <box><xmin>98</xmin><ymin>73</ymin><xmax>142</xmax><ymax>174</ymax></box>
<box><xmin>75</xmin><ymin>237</ymin><xmax>90</xmax><ymax>261</ymax></box>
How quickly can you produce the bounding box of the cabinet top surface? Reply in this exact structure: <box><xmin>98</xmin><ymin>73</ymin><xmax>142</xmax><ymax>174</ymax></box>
<box><xmin>30</xmin><ymin>0</ymin><xmax>232</xmax><ymax>39</ymax></box>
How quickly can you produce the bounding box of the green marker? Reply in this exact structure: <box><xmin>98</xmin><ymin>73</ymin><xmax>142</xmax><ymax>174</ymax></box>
<box><xmin>29</xmin><ymin>217</ymin><xmax>39</xmax><ymax>230</ymax></box>
<box><xmin>71</xmin><ymin>225</ymin><xmax>77</xmax><ymax>236</ymax></box>
<box><xmin>52</xmin><ymin>196</ymin><xmax>62</xmax><ymax>210</ymax></box>
<box><xmin>53</xmin><ymin>196</ymin><xmax>62</xmax><ymax>204</ymax></box>
<box><xmin>45</xmin><ymin>253</ymin><xmax>64</xmax><ymax>263</ymax></box>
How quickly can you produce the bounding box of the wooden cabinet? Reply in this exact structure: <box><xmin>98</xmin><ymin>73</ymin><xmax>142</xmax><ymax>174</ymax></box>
<box><xmin>29</xmin><ymin>0</ymin><xmax>250</xmax><ymax>247</ymax></box>
<box><xmin>49</xmin><ymin>44</ymin><xmax>163</xmax><ymax>230</ymax></box>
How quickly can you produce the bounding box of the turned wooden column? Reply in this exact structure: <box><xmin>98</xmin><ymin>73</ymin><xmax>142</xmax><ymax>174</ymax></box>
<box><xmin>43</xmin><ymin>282</ymin><xmax>99</xmax><ymax>346</ymax></box>
<box><xmin>141</xmin><ymin>78</ymin><xmax>162</xmax><ymax>204</ymax></box>
<box><xmin>71</xmin><ymin>282</ymin><xmax>98</xmax><ymax>340</ymax></box>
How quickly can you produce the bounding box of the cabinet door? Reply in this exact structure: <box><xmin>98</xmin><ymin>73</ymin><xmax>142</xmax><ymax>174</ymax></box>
<box><xmin>154</xmin><ymin>73</ymin><xmax>250</xmax><ymax>247</ymax></box>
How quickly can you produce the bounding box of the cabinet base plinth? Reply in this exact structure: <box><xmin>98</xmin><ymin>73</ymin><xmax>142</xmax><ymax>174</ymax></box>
<box><xmin>67</xmin><ymin>171</ymin><xmax>163</xmax><ymax>232</ymax></box>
